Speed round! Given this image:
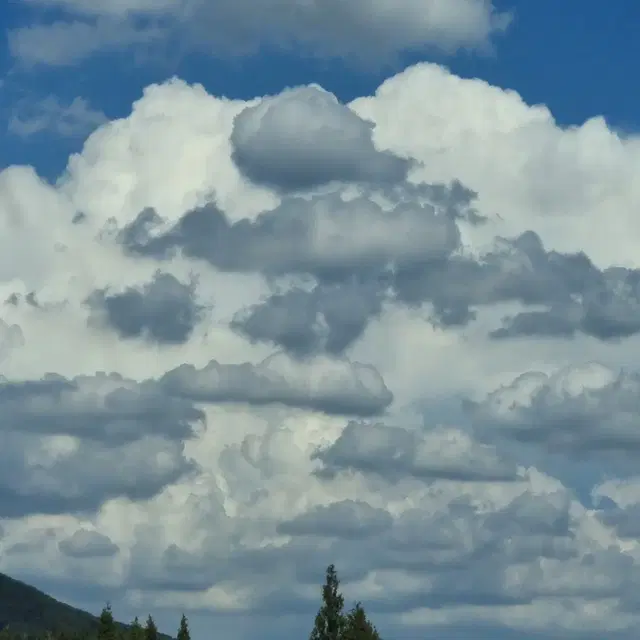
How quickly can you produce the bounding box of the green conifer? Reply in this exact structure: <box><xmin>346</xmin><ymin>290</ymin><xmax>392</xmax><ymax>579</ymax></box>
<box><xmin>309</xmin><ymin>564</ymin><xmax>346</xmax><ymax>640</ymax></box>
<box><xmin>97</xmin><ymin>604</ymin><xmax>117</xmax><ymax>640</ymax></box>
<box><xmin>343</xmin><ymin>602</ymin><xmax>381</xmax><ymax>640</ymax></box>
<box><xmin>128</xmin><ymin>617</ymin><xmax>144</xmax><ymax>640</ymax></box>
<box><xmin>176</xmin><ymin>615</ymin><xmax>189</xmax><ymax>640</ymax></box>
<box><xmin>143</xmin><ymin>616</ymin><xmax>157</xmax><ymax>640</ymax></box>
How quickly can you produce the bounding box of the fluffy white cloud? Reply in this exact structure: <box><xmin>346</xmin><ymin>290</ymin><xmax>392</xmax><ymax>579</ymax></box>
<box><xmin>350</xmin><ymin>64</ymin><xmax>640</xmax><ymax>267</ymax></box>
<box><xmin>4</xmin><ymin>61</ymin><xmax>640</xmax><ymax>640</ymax></box>
<box><xmin>10</xmin><ymin>0</ymin><xmax>511</xmax><ymax>66</ymax></box>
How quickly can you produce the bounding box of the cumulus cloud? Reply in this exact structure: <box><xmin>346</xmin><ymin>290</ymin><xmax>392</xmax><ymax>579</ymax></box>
<box><xmin>145</xmin><ymin>470</ymin><xmax>618</xmax><ymax>626</ymax></box>
<box><xmin>161</xmin><ymin>354</ymin><xmax>393</xmax><ymax>417</ymax></box>
<box><xmin>0</xmin><ymin>431</ymin><xmax>195</xmax><ymax>517</ymax></box>
<box><xmin>10</xmin><ymin>0</ymin><xmax>511</xmax><ymax>66</ymax></box>
<box><xmin>277</xmin><ymin>499</ymin><xmax>393</xmax><ymax>540</ymax></box>
<box><xmin>6</xmin><ymin>60</ymin><xmax>640</xmax><ymax>640</ymax></box>
<box><xmin>313</xmin><ymin>421</ymin><xmax>518</xmax><ymax>482</ymax></box>
<box><xmin>120</xmin><ymin>188</ymin><xmax>460</xmax><ymax>279</ymax></box>
<box><xmin>231</xmin><ymin>281</ymin><xmax>384</xmax><ymax>357</ymax></box>
<box><xmin>0</xmin><ymin>351</ymin><xmax>392</xmax><ymax>517</ymax></box>
<box><xmin>230</xmin><ymin>86</ymin><xmax>410</xmax><ymax>192</ymax></box>
<box><xmin>58</xmin><ymin>528</ymin><xmax>119</xmax><ymax>558</ymax></box>
<box><xmin>0</xmin><ymin>372</ymin><xmax>203</xmax><ymax>443</ymax></box>
<box><xmin>88</xmin><ymin>271</ymin><xmax>204</xmax><ymax>345</ymax></box>
<box><xmin>469</xmin><ymin>363</ymin><xmax>640</xmax><ymax>454</ymax></box>
<box><xmin>393</xmin><ymin>230</ymin><xmax>640</xmax><ymax>338</ymax></box>
<box><xmin>122</xmin><ymin>193</ymin><xmax>640</xmax><ymax>348</ymax></box>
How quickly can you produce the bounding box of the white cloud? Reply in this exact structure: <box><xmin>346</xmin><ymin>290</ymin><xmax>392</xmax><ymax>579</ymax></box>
<box><xmin>4</xmin><ymin>61</ymin><xmax>640</xmax><ymax>640</ymax></box>
<box><xmin>20</xmin><ymin>0</ymin><xmax>180</xmax><ymax>16</ymax></box>
<box><xmin>349</xmin><ymin>64</ymin><xmax>640</xmax><ymax>268</ymax></box>
<box><xmin>8</xmin><ymin>18</ymin><xmax>166</xmax><ymax>68</ymax></box>
<box><xmin>11</xmin><ymin>0</ymin><xmax>511</xmax><ymax>66</ymax></box>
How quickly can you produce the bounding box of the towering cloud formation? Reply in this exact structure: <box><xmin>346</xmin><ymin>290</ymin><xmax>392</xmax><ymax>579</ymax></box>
<box><xmin>3</xmin><ymin>62</ymin><xmax>640</xmax><ymax>640</ymax></box>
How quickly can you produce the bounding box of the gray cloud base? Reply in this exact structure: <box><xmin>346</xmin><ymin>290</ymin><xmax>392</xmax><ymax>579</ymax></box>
<box><xmin>313</xmin><ymin>421</ymin><xmax>518</xmax><ymax>483</ymax></box>
<box><xmin>58</xmin><ymin>529</ymin><xmax>119</xmax><ymax>559</ymax></box>
<box><xmin>469</xmin><ymin>363</ymin><xmax>640</xmax><ymax>455</ymax></box>
<box><xmin>88</xmin><ymin>271</ymin><xmax>204</xmax><ymax>344</ymax></box>
<box><xmin>119</xmin><ymin>191</ymin><xmax>640</xmax><ymax>360</ymax></box>
<box><xmin>0</xmin><ymin>354</ymin><xmax>390</xmax><ymax>517</ymax></box>
<box><xmin>230</xmin><ymin>86</ymin><xmax>410</xmax><ymax>192</ymax></box>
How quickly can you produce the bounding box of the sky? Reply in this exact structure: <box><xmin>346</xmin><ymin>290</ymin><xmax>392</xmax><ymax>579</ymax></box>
<box><xmin>1</xmin><ymin>1</ymin><xmax>640</xmax><ymax>639</ymax></box>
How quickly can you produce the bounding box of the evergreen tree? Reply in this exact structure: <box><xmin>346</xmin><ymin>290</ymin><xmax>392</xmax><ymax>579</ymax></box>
<box><xmin>143</xmin><ymin>616</ymin><xmax>157</xmax><ymax>640</ymax></box>
<box><xmin>128</xmin><ymin>617</ymin><xmax>144</xmax><ymax>640</ymax></box>
<box><xmin>97</xmin><ymin>604</ymin><xmax>117</xmax><ymax>640</ymax></box>
<box><xmin>176</xmin><ymin>615</ymin><xmax>189</xmax><ymax>640</ymax></box>
<box><xmin>343</xmin><ymin>603</ymin><xmax>380</xmax><ymax>640</ymax></box>
<box><xmin>309</xmin><ymin>564</ymin><xmax>346</xmax><ymax>640</ymax></box>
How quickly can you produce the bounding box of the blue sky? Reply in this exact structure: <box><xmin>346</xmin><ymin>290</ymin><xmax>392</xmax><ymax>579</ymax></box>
<box><xmin>2</xmin><ymin>2</ymin><xmax>640</xmax><ymax>640</ymax></box>
<box><xmin>2</xmin><ymin>0</ymin><xmax>640</xmax><ymax>178</ymax></box>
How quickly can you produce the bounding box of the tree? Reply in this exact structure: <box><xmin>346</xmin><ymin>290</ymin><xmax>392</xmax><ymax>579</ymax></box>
<box><xmin>97</xmin><ymin>604</ymin><xmax>117</xmax><ymax>640</ymax></box>
<box><xmin>128</xmin><ymin>617</ymin><xmax>144</xmax><ymax>640</ymax></box>
<box><xmin>343</xmin><ymin>602</ymin><xmax>380</xmax><ymax>640</ymax></box>
<box><xmin>176</xmin><ymin>615</ymin><xmax>189</xmax><ymax>640</ymax></box>
<box><xmin>309</xmin><ymin>564</ymin><xmax>346</xmax><ymax>640</ymax></box>
<box><xmin>143</xmin><ymin>616</ymin><xmax>157</xmax><ymax>640</ymax></box>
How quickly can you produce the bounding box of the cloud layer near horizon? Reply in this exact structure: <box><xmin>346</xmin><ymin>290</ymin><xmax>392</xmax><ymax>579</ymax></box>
<box><xmin>4</xmin><ymin>62</ymin><xmax>640</xmax><ymax>640</ymax></box>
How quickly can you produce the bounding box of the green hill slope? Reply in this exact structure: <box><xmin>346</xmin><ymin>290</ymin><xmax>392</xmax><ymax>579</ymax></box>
<box><xmin>0</xmin><ymin>572</ymin><xmax>171</xmax><ymax>639</ymax></box>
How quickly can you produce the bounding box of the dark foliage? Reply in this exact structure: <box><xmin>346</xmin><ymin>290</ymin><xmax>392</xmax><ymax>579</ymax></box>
<box><xmin>0</xmin><ymin>565</ymin><xmax>382</xmax><ymax>640</ymax></box>
<box><xmin>0</xmin><ymin>572</ymin><xmax>172</xmax><ymax>640</ymax></box>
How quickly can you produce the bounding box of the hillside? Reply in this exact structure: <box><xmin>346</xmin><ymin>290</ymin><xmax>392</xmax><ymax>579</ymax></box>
<box><xmin>0</xmin><ymin>572</ymin><xmax>172</xmax><ymax>639</ymax></box>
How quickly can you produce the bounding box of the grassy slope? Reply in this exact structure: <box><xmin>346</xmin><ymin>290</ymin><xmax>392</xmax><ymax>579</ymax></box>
<box><xmin>0</xmin><ymin>572</ymin><xmax>172</xmax><ymax>639</ymax></box>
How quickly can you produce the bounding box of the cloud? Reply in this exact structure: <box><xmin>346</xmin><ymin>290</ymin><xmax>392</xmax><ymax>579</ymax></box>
<box><xmin>313</xmin><ymin>421</ymin><xmax>518</xmax><ymax>482</ymax></box>
<box><xmin>161</xmin><ymin>354</ymin><xmax>393</xmax><ymax>417</ymax></box>
<box><xmin>0</xmin><ymin>367</ymin><xmax>202</xmax><ymax>516</ymax></box>
<box><xmin>8</xmin><ymin>19</ymin><xmax>166</xmax><ymax>68</ymax></box>
<box><xmin>118</xmin><ymin>182</ymin><xmax>640</xmax><ymax>348</ymax></box>
<box><xmin>596</xmin><ymin>503</ymin><xmax>640</xmax><ymax>541</ymax></box>
<box><xmin>469</xmin><ymin>362</ymin><xmax>640</xmax><ymax>455</ymax></box>
<box><xmin>8</xmin><ymin>96</ymin><xmax>107</xmax><ymax>138</ymax></box>
<box><xmin>88</xmin><ymin>271</ymin><xmax>204</xmax><ymax>345</ymax></box>
<box><xmin>20</xmin><ymin>0</ymin><xmax>178</xmax><ymax>16</ymax></box>
<box><xmin>230</xmin><ymin>86</ymin><xmax>410</xmax><ymax>192</ymax></box>
<box><xmin>143</xmin><ymin>468</ymin><xmax>622</xmax><ymax>629</ymax></box>
<box><xmin>593</xmin><ymin>479</ymin><xmax>640</xmax><ymax>541</ymax></box>
<box><xmin>6</xmin><ymin>61</ymin><xmax>640</xmax><ymax>640</ymax></box>
<box><xmin>0</xmin><ymin>431</ymin><xmax>195</xmax><ymax>517</ymax></box>
<box><xmin>277</xmin><ymin>499</ymin><xmax>393</xmax><ymax>540</ymax></box>
<box><xmin>0</xmin><ymin>320</ymin><xmax>25</xmax><ymax>363</ymax></box>
<box><xmin>58</xmin><ymin>528</ymin><xmax>119</xmax><ymax>558</ymax></box>
<box><xmin>0</xmin><ymin>352</ymin><xmax>390</xmax><ymax>515</ymax></box>
<box><xmin>122</xmin><ymin>198</ymin><xmax>640</xmax><ymax>348</ymax></box>
<box><xmin>231</xmin><ymin>281</ymin><xmax>384</xmax><ymax>357</ymax></box>
<box><xmin>10</xmin><ymin>0</ymin><xmax>511</xmax><ymax>67</ymax></box>
<box><xmin>0</xmin><ymin>372</ymin><xmax>203</xmax><ymax>443</ymax></box>
<box><xmin>120</xmin><ymin>188</ymin><xmax>461</xmax><ymax>280</ymax></box>
<box><xmin>393</xmin><ymin>230</ymin><xmax>640</xmax><ymax>338</ymax></box>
